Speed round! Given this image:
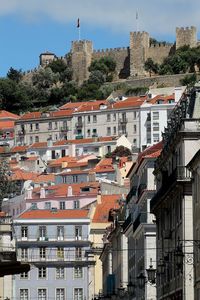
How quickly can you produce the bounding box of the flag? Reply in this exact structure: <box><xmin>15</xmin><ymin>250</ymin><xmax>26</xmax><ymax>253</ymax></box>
<box><xmin>77</xmin><ymin>18</ymin><xmax>80</xmax><ymax>28</ymax></box>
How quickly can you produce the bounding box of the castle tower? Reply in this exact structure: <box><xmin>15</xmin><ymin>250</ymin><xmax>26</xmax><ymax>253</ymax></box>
<box><xmin>176</xmin><ymin>26</ymin><xmax>197</xmax><ymax>49</ymax></box>
<box><xmin>71</xmin><ymin>40</ymin><xmax>93</xmax><ymax>85</ymax></box>
<box><xmin>129</xmin><ymin>31</ymin><xmax>150</xmax><ymax>77</ymax></box>
<box><xmin>39</xmin><ymin>52</ymin><xmax>57</xmax><ymax>67</ymax></box>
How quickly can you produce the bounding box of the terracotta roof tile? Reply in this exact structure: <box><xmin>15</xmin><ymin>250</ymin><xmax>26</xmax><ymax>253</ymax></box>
<box><xmin>10</xmin><ymin>169</ymin><xmax>38</xmax><ymax>181</ymax></box>
<box><xmin>18</xmin><ymin>209</ymin><xmax>89</xmax><ymax>219</ymax></box>
<box><xmin>148</xmin><ymin>94</ymin><xmax>175</xmax><ymax>104</ymax></box>
<box><xmin>11</xmin><ymin>145</ymin><xmax>29</xmax><ymax>153</ymax></box>
<box><xmin>92</xmin><ymin>195</ymin><xmax>120</xmax><ymax>223</ymax></box>
<box><xmin>19</xmin><ymin>112</ymin><xmax>41</xmax><ymax>120</ymax></box>
<box><xmin>34</xmin><ymin>174</ymin><xmax>55</xmax><ymax>184</ymax></box>
<box><xmin>0</xmin><ymin>110</ymin><xmax>19</xmax><ymax>119</ymax></box>
<box><xmin>0</xmin><ymin>120</ymin><xmax>15</xmax><ymax>130</ymax></box>
<box><xmin>29</xmin><ymin>142</ymin><xmax>47</xmax><ymax>149</ymax></box>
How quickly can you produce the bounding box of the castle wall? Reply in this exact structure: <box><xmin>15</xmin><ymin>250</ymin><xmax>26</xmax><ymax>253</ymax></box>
<box><xmin>147</xmin><ymin>44</ymin><xmax>174</xmax><ymax>64</ymax></box>
<box><xmin>92</xmin><ymin>47</ymin><xmax>130</xmax><ymax>79</ymax></box>
<box><xmin>130</xmin><ymin>31</ymin><xmax>150</xmax><ymax>77</ymax></box>
<box><xmin>71</xmin><ymin>40</ymin><xmax>93</xmax><ymax>85</ymax></box>
<box><xmin>176</xmin><ymin>26</ymin><xmax>197</xmax><ymax>49</ymax></box>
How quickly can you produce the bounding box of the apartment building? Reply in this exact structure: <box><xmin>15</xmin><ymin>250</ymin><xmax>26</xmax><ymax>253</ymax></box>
<box><xmin>15</xmin><ymin>110</ymin><xmax>73</xmax><ymax>145</ymax></box>
<box><xmin>14</xmin><ymin>94</ymin><xmax>179</xmax><ymax>152</ymax></box>
<box><xmin>150</xmin><ymin>84</ymin><xmax>200</xmax><ymax>300</ymax></box>
<box><xmin>13</xmin><ymin>209</ymin><xmax>94</xmax><ymax>300</ymax></box>
<box><xmin>123</xmin><ymin>142</ymin><xmax>162</xmax><ymax>300</ymax></box>
<box><xmin>0</xmin><ymin>110</ymin><xmax>19</xmax><ymax>146</ymax></box>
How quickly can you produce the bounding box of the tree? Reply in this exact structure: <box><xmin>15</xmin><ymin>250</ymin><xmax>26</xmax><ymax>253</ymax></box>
<box><xmin>0</xmin><ymin>161</ymin><xmax>16</xmax><ymax>211</ymax></box>
<box><xmin>32</xmin><ymin>67</ymin><xmax>59</xmax><ymax>89</ymax></box>
<box><xmin>106</xmin><ymin>146</ymin><xmax>132</xmax><ymax>159</ymax></box>
<box><xmin>144</xmin><ymin>58</ymin><xmax>159</xmax><ymax>77</ymax></box>
<box><xmin>47</xmin><ymin>59</ymin><xmax>73</xmax><ymax>82</ymax></box>
<box><xmin>7</xmin><ymin>67</ymin><xmax>23</xmax><ymax>83</ymax></box>
<box><xmin>89</xmin><ymin>56</ymin><xmax>116</xmax><ymax>82</ymax></box>
<box><xmin>88</xmin><ymin>70</ymin><xmax>106</xmax><ymax>86</ymax></box>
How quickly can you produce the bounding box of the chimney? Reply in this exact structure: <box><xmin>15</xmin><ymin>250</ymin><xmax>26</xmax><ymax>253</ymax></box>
<box><xmin>40</xmin><ymin>187</ymin><xmax>46</xmax><ymax>198</ymax></box>
<box><xmin>26</xmin><ymin>186</ymin><xmax>33</xmax><ymax>199</ymax></box>
<box><xmin>67</xmin><ymin>186</ymin><xmax>73</xmax><ymax>197</ymax></box>
<box><xmin>97</xmin><ymin>194</ymin><xmax>102</xmax><ymax>204</ymax></box>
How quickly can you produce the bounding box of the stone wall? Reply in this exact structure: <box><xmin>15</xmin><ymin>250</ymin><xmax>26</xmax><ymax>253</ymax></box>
<box><xmin>147</xmin><ymin>44</ymin><xmax>174</xmax><ymax>64</ymax></box>
<box><xmin>176</xmin><ymin>26</ymin><xmax>197</xmax><ymax>49</ymax></box>
<box><xmin>92</xmin><ymin>47</ymin><xmax>130</xmax><ymax>79</ymax></box>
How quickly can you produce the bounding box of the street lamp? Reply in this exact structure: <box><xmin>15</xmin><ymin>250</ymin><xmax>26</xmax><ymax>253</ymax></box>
<box><xmin>146</xmin><ymin>258</ymin><xmax>156</xmax><ymax>284</ymax></box>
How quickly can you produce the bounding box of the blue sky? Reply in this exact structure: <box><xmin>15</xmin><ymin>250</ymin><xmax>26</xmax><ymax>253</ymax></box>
<box><xmin>0</xmin><ymin>0</ymin><xmax>200</xmax><ymax>77</ymax></box>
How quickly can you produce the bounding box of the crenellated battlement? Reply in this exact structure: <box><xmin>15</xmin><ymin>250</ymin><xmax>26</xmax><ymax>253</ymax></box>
<box><xmin>149</xmin><ymin>43</ymin><xmax>173</xmax><ymax>49</ymax></box>
<box><xmin>176</xmin><ymin>26</ymin><xmax>197</xmax><ymax>49</ymax></box>
<box><xmin>93</xmin><ymin>47</ymin><xmax>129</xmax><ymax>53</ymax></box>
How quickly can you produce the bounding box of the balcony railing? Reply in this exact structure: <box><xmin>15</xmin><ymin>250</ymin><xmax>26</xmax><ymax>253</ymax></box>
<box><xmin>18</xmin><ymin>254</ymin><xmax>94</xmax><ymax>263</ymax></box>
<box><xmin>151</xmin><ymin>166</ymin><xmax>192</xmax><ymax>211</ymax></box>
<box><xmin>119</xmin><ymin>118</ymin><xmax>128</xmax><ymax>124</ymax></box>
<box><xmin>60</xmin><ymin>126</ymin><xmax>69</xmax><ymax>132</ymax></box>
<box><xmin>18</xmin><ymin>130</ymin><xmax>25</xmax><ymax>136</ymax></box>
<box><xmin>75</xmin><ymin>135</ymin><xmax>83</xmax><ymax>140</ymax></box>
<box><xmin>75</xmin><ymin>121</ymin><xmax>83</xmax><ymax>128</ymax></box>
<box><xmin>17</xmin><ymin>235</ymin><xmax>89</xmax><ymax>243</ymax></box>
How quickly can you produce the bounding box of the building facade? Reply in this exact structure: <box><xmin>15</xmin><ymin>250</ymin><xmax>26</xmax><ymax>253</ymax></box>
<box><xmin>13</xmin><ymin>209</ymin><xmax>95</xmax><ymax>300</ymax></box>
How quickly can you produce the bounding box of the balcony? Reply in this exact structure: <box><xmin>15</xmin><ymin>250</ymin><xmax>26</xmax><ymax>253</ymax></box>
<box><xmin>133</xmin><ymin>213</ymin><xmax>147</xmax><ymax>232</ymax></box>
<box><xmin>75</xmin><ymin>135</ymin><xmax>83</xmax><ymax>140</ymax></box>
<box><xmin>75</xmin><ymin>121</ymin><xmax>83</xmax><ymax>128</ymax></box>
<box><xmin>61</xmin><ymin>126</ymin><xmax>69</xmax><ymax>132</ymax></box>
<box><xmin>122</xmin><ymin>213</ymin><xmax>132</xmax><ymax>232</ymax></box>
<box><xmin>16</xmin><ymin>235</ymin><xmax>90</xmax><ymax>245</ymax></box>
<box><xmin>119</xmin><ymin>118</ymin><xmax>128</xmax><ymax>124</ymax></box>
<box><xmin>126</xmin><ymin>186</ymin><xmax>137</xmax><ymax>203</ymax></box>
<box><xmin>18</xmin><ymin>254</ymin><xmax>95</xmax><ymax>264</ymax></box>
<box><xmin>18</xmin><ymin>130</ymin><xmax>25</xmax><ymax>136</ymax></box>
<box><xmin>150</xmin><ymin>166</ymin><xmax>192</xmax><ymax>211</ymax></box>
<box><xmin>138</xmin><ymin>184</ymin><xmax>147</xmax><ymax>199</ymax></box>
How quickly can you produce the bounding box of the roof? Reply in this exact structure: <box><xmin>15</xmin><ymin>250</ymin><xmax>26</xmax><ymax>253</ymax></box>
<box><xmin>18</xmin><ymin>209</ymin><xmax>89</xmax><ymax>219</ymax></box>
<box><xmin>29</xmin><ymin>142</ymin><xmax>47</xmax><ymax>149</ymax></box>
<box><xmin>19</xmin><ymin>112</ymin><xmax>41</xmax><ymax>120</ymax></box>
<box><xmin>92</xmin><ymin>158</ymin><xmax>115</xmax><ymax>173</ymax></box>
<box><xmin>11</xmin><ymin>145</ymin><xmax>29</xmax><ymax>153</ymax></box>
<box><xmin>54</xmin><ymin>136</ymin><xmax>114</xmax><ymax>146</ymax></box>
<box><xmin>10</xmin><ymin>169</ymin><xmax>38</xmax><ymax>181</ymax></box>
<box><xmin>34</xmin><ymin>174</ymin><xmax>55</xmax><ymax>184</ymax></box>
<box><xmin>137</xmin><ymin>141</ymin><xmax>163</xmax><ymax>169</ymax></box>
<box><xmin>0</xmin><ymin>110</ymin><xmax>19</xmax><ymax>120</ymax></box>
<box><xmin>148</xmin><ymin>94</ymin><xmax>175</xmax><ymax>104</ymax></box>
<box><xmin>0</xmin><ymin>120</ymin><xmax>15</xmax><ymax>130</ymax></box>
<box><xmin>18</xmin><ymin>110</ymin><xmax>73</xmax><ymax>121</ymax></box>
<box><xmin>31</xmin><ymin>182</ymin><xmax>100</xmax><ymax>198</ymax></box>
<box><xmin>92</xmin><ymin>195</ymin><xmax>120</xmax><ymax>223</ymax></box>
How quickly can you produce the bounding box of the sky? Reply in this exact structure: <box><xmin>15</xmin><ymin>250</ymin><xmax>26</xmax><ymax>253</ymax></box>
<box><xmin>0</xmin><ymin>0</ymin><xmax>200</xmax><ymax>77</ymax></box>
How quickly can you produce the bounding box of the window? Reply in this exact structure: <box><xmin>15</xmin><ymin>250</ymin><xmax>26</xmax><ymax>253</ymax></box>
<box><xmin>75</xmin><ymin>226</ymin><xmax>82</xmax><ymax>240</ymax></box>
<box><xmin>20</xmin><ymin>289</ymin><xmax>29</xmax><ymax>300</ymax></box>
<box><xmin>72</xmin><ymin>175</ymin><xmax>78</xmax><ymax>183</ymax></box>
<box><xmin>93</xmin><ymin>115</ymin><xmax>97</xmax><ymax>123</ymax></box>
<box><xmin>133</xmin><ymin>138</ymin><xmax>137</xmax><ymax>146</ymax></box>
<box><xmin>57</xmin><ymin>226</ymin><xmax>64</xmax><ymax>240</ymax></box>
<box><xmin>55</xmin><ymin>122</ymin><xmax>58</xmax><ymax>129</ymax></box>
<box><xmin>87</xmin><ymin>129</ymin><xmax>91</xmax><ymax>137</ymax></box>
<box><xmin>20</xmin><ymin>271</ymin><xmax>29</xmax><ymax>279</ymax></box>
<box><xmin>38</xmin><ymin>289</ymin><xmax>47</xmax><ymax>300</ymax></box>
<box><xmin>38</xmin><ymin>267</ymin><xmax>47</xmax><ymax>279</ymax></box>
<box><xmin>56</xmin><ymin>288</ymin><xmax>65</xmax><ymax>300</ymax></box>
<box><xmin>56</xmin><ymin>267</ymin><xmax>65</xmax><ymax>279</ymax></box>
<box><xmin>87</xmin><ymin>115</ymin><xmax>90</xmax><ymax>123</ymax></box>
<box><xmin>92</xmin><ymin>129</ymin><xmax>97</xmax><ymax>137</ymax></box>
<box><xmin>48</xmin><ymin>122</ymin><xmax>52</xmax><ymax>130</ymax></box>
<box><xmin>153</xmin><ymin>122</ymin><xmax>159</xmax><ymax>131</ymax></box>
<box><xmin>153</xmin><ymin>111</ymin><xmax>159</xmax><ymax>120</ymax></box>
<box><xmin>107</xmin><ymin>145</ymin><xmax>111</xmax><ymax>153</ymax></box>
<box><xmin>74</xmin><ymin>267</ymin><xmax>83</xmax><ymax>278</ymax></box>
<box><xmin>133</xmin><ymin>111</ymin><xmax>137</xmax><ymax>119</ymax></box>
<box><xmin>52</xmin><ymin>150</ymin><xmax>56</xmax><ymax>159</ymax></box>
<box><xmin>57</xmin><ymin>247</ymin><xmax>64</xmax><ymax>260</ymax></box>
<box><xmin>35</xmin><ymin>136</ymin><xmax>39</xmax><ymax>142</ymax></box>
<box><xmin>107</xmin><ymin>114</ymin><xmax>111</xmax><ymax>122</ymax></box>
<box><xmin>74</xmin><ymin>200</ymin><xmax>80</xmax><ymax>209</ymax></box>
<box><xmin>113</xmin><ymin>113</ymin><xmax>116</xmax><ymax>121</ymax></box>
<box><xmin>75</xmin><ymin>248</ymin><xmax>82</xmax><ymax>260</ymax></box>
<box><xmin>30</xmin><ymin>136</ymin><xmax>33</xmax><ymax>144</ymax></box>
<box><xmin>44</xmin><ymin>202</ymin><xmax>51</xmax><ymax>209</ymax></box>
<box><xmin>61</xmin><ymin>149</ymin><xmax>66</xmax><ymax>157</ymax></box>
<box><xmin>153</xmin><ymin>134</ymin><xmax>159</xmax><ymax>143</ymax></box>
<box><xmin>107</xmin><ymin>127</ymin><xmax>111</xmax><ymax>136</ymax></box>
<box><xmin>74</xmin><ymin>288</ymin><xmax>83</xmax><ymax>300</ymax></box>
<box><xmin>30</xmin><ymin>124</ymin><xmax>33</xmax><ymax>132</ymax></box>
<box><xmin>21</xmin><ymin>226</ymin><xmax>28</xmax><ymax>239</ymax></box>
<box><xmin>133</xmin><ymin>125</ymin><xmax>137</xmax><ymax>133</ymax></box>
<box><xmin>21</xmin><ymin>248</ymin><xmax>28</xmax><ymax>260</ymax></box>
<box><xmin>60</xmin><ymin>201</ymin><xmax>66</xmax><ymax>210</ymax></box>
<box><xmin>39</xmin><ymin>247</ymin><xmax>46</xmax><ymax>259</ymax></box>
<box><xmin>35</xmin><ymin>123</ymin><xmax>39</xmax><ymax>130</ymax></box>
<box><xmin>113</xmin><ymin>126</ymin><xmax>116</xmax><ymax>135</ymax></box>
<box><xmin>39</xmin><ymin>226</ymin><xmax>47</xmax><ymax>240</ymax></box>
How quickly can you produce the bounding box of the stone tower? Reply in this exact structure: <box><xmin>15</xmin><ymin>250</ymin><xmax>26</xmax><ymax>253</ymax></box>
<box><xmin>129</xmin><ymin>31</ymin><xmax>150</xmax><ymax>77</ymax></box>
<box><xmin>71</xmin><ymin>40</ymin><xmax>93</xmax><ymax>85</ymax></box>
<box><xmin>176</xmin><ymin>26</ymin><xmax>197</xmax><ymax>49</ymax></box>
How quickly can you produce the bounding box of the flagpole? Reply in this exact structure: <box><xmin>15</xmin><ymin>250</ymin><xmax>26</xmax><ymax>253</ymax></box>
<box><xmin>136</xmin><ymin>11</ymin><xmax>139</xmax><ymax>32</ymax></box>
<box><xmin>78</xmin><ymin>26</ymin><xmax>81</xmax><ymax>41</ymax></box>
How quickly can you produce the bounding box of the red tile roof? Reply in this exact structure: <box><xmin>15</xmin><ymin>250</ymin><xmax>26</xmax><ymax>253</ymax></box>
<box><xmin>148</xmin><ymin>94</ymin><xmax>175</xmax><ymax>104</ymax></box>
<box><xmin>19</xmin><ymin>112</ymin><xmax>41</xmax><ymax>120</ymax></box>
<box><xmin>34</xmin><ymin>174</ymin><xmax>55</xmax><ymax>184</ymax></box>
<box><xmin>10</xmin><ymin>169</ymin><xmax>38</xmax><ymax>181</ymax></box>
<box><xmin>11</xmin><ymin>145</ymin><xmax>29</xmax><ymax>153</ymax></box>
<box><xmin>29</xmin><ymin>142</ymin><xmax>47</xmax><ymax>149</ymax></box>
<box><xmin>137</xmin><ymin>141</ymin><xmax>163</xmax><ymax>167</ymax></box>
<box><xmin>92</xmin><ymin>195</ymin><xmax>120</xmax><ymax>223</ymax></box>
<box><xmin>18</xmin><ymin>209</ymin><xmax>89</xmax><ymax>219</ymax></box>
<box><xmin>0</xmin><ymin>120</ymin><xmax>15</xmax><ymax>130</ymax></box>
<box><xmin>0</xmin><ymin>110</ymin><xmax>19</xmax><ymax>120</ymax></box>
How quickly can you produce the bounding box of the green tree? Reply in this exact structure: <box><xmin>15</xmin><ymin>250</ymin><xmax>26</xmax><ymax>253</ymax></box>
<box><xmin>48</xmin><ymin>59</ymin><xmax>72</xmax><ymax>82</ymax></box>
<box><xmin>106</xmin><ymin>146</ymin><xmax>132</xmax><ymax>159</ymax></box>
<box><xmin>89</xmin><ymin>56</ymin><xmax>116</xmax><ymax>82</ymax></box>
<box><xmin>88</xmin><ymin>70</ymin><xmax>106</xmax><ymax>86</ymax></box>
<box><xmin>144</xmin><ymin>58</ymin><xmax>159</xmax><ymax>76</ymax></box>
<box><xmin>7</xmin><ymin>67</ymin><xmax>23</xmax><ymax>83</ymax></box>
<box><xmin>32</xmin><ymin>67</ymin><xmax>59</xmax><ymax>89</ymax></box>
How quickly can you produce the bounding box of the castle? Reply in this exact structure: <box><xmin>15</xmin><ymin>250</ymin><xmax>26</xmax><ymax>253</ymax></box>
<box><xmin>40</xmin><ymin>26</ymin><xmax>199</xmax><ymax>85</ymax></box>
